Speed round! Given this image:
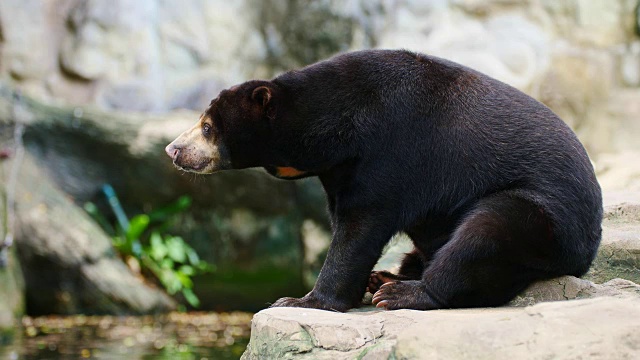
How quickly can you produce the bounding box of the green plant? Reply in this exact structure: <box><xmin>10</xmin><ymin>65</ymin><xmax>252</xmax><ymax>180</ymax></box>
<box><xmin>86</xmin><ymin>192</ymin><xmax>214</xmax><ymax>308</ymax></box>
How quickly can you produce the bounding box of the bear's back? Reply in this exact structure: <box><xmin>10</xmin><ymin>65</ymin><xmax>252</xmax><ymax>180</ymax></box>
<box><xmin>275</xmin><ymin>50</ymin><xmax>602</xmax><ymax>259</ymax></box>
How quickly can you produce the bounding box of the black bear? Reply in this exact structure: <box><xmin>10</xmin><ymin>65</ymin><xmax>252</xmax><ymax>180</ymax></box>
<box><xmin>165</xmin><ymin>50</ymin><xmax>602</xmax><ymax>311</ymax></box>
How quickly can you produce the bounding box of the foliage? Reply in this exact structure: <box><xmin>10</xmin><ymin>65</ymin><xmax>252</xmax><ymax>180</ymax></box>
<box><xmin>85</xmin><ymin>194</ymin><xmax>214</xmax><ymax>308</ymax></box>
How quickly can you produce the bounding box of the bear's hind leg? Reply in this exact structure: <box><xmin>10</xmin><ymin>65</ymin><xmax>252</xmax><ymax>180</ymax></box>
<box><xmin>372</xmin><ymin>193</ymin><xmax>559</xmax><ymax>310</ymax></box>
<box><xmin>368</xmin><ymin>248</ymin><xmax>426</xmax><ymax>293</ymax></box>
<box><xmin>369</xmin><ymin>220</ymin><xmax>455</xmax><ymax>294</ymax></box>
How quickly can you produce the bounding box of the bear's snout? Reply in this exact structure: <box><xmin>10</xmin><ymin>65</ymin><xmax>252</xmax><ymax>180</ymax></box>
<box><xmin>165</xmin><ymin>144</ymin><xmax>180</xmax><ymax>161</ymax></box>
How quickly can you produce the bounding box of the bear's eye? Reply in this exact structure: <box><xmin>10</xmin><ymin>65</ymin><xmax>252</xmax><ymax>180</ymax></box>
<box><xmin>202</xmin><ymin>123</ymin><xmax>212</xmax><ymax>137</ymax></box>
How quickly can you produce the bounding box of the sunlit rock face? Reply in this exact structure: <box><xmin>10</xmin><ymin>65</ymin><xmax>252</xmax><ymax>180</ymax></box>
<box><xmin>1</xmin><ymin>0</ymin><xmax>639</xmax><ymax>155</ymax></box>
<box><xmin>0</xmin><ymin>0</ymin><xmax>261</xmax><ymax>112</ymax></box>
<box><xmin>376</xmin><ymin>2</ymin><xmax>549</xmax><ymax>91</ymax></box>
<box><xmin>241</xmin><ymin>296</ymin><xmax>640</xmax><ymax>359</ymax></box>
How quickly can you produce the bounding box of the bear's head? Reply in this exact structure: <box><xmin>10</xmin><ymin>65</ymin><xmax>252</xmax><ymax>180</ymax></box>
<box><xmin>165</xmin><ymin>80</ymin><xmax>277</xmax><ymax>174</ymax></box>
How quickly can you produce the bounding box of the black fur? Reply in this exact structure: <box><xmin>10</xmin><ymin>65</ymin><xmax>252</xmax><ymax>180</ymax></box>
<box><xmin>204</xmin><ymin>50</ymin><xmax>603</xmax><ymax>311</ymax></box>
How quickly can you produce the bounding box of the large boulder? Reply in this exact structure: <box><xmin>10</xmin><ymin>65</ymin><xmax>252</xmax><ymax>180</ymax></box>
<box><xmin>14</xmin><ymin>153</ymin><xmax>176</xmax><ymax>315</ymax></box>
<box><xmin>597</xmin><ymin>153</ymin><xmax>640</xmax><ymax>193</ymax></box>
<box><xmin>0</xmin><ymin>0</ymin><xmax>264</xmax><ymax>111</ymax></box>
<box><xmin>242</xmin><ymin>296</ymin><xmax>640</xmax><ymax>359</ymax></box>
<box><xmin>585</xmin><ymin>201</ymin><xmax>640</xmax><ymax>284</ymax></box>
<box><xmin>509</xmin><ymin>276</ymin><xmax>640</xmax><ymax>306</ymax></box>
<box><xmin>1</xmin><ymin>0</ymin><xmax>639</xmax><ymax>157</ymax></box>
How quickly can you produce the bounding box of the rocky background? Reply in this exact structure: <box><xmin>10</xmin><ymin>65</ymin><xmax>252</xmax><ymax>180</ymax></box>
<box><xmin>1</xmin><ymin>0</ymin><xmax>640</xmax><ymax>331</ymax></box>
<box><xmin>2</xmin><ymin>0</ymin><xmax>640</xmax><ymax>157</ymax></box>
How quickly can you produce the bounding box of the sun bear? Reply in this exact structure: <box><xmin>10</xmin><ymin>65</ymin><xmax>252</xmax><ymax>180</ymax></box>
<box><xmin>165</xmin><ymin>50</ymin><xmax>602</xmax><ymax>311</ymax></box>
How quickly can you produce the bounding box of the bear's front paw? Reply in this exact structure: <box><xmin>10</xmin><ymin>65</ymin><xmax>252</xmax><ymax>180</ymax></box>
<box><xmin>270</xmin><ymin>294</ymin><xmax>350</xmax><ymax>312</ymax></box>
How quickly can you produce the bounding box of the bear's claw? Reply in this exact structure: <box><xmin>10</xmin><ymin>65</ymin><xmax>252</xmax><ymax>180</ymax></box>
<box><xmin>371</xmin><ymin>280</ymin><xmax>438</xmax><ymax>310</ymax></box>
<box><xmin>270</xmin><ymin>295</ymin><xmax>350</xmax><ymax>312</ymax></box>
<box><xmin>367</xmin><ymin>270</ymin><xmax>408</xmax><ymax>294</ymax></box>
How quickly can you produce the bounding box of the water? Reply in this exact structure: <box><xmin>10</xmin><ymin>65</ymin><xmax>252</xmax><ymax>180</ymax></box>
<box><xmin>0</xmin><ymin>312</ymin><xmax>252</xmax><ymax>359</ymax></box>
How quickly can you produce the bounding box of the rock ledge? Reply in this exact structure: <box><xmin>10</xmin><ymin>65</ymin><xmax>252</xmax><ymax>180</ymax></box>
<box><xmin>242</xmin><ymin>295</ymin><xmax>640</xmax><ymax>359</ymax></box>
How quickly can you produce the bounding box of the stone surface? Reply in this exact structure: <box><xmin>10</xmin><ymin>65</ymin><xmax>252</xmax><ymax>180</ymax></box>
<box><xmin>0</xmin><ymin>0</ymin><xmax>639</xmax><ymax>157</ymax></box>
<box><xmin>1</xmin><ymin>114</ymin><xmax>25</xmax><ymax>333</ymax></box>
<box><xmin>585</xmin><ymin>201</ymin><xmax>640</xmax><ymax>284</ymax></box>
<box><xmin>621</xmin><ymin>52</ymin><xmax>640</xmax><ymax>87</ymax></box>
<box><xmin>379</xmin><ymin>4</ymin><xmax>550</xmax><ymax>91</ymax></box>
<box><xmin>14</xmin><ymin>154</ymin><xmax>176</xmax><ymax>315</ymax></box>
<box><xmin>510</xmin><ymin>276</ymin><xmax>640</xmax><ymax>306</ymax></box>
<box><xmin>393</xmin><ymin>296</ymin><xmax>640</xmax><ymax>360</ymax></box>
<box><xmin>0</xmin><ymin>247</ymin><xmax>24</xmax><ymax>334</ymax></box>
<box><xmin>597</xmin><ymin>152</ymin><xmax>640</xmax><ymax>192</ymax></box>
<box><xmin>0</xmin><ymin>0</ymin><xmax>62</xmax><ymax>80</ymax></box>
<box><xmin>637</xmin><ymin>2</ymin><xmax>640</xmax><ymax>36</ymax></box>
<box><xmin>242</xmin><ymin>296</ymin><xmax>640</xmax><ymax>359</ymax></box>
<box><xmin>539</xmin><ymin>48</ymin><xmax>613</xmax><ymax>154</ymax></box>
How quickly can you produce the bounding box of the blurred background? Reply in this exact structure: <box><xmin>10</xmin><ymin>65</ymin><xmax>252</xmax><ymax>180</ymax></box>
<box><xmin>1</xmin><ymin>0</ymin><xmax>639</xmax><ymax>358</ymax></box>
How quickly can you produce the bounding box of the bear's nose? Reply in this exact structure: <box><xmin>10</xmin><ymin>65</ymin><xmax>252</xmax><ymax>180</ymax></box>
<box><xmin>165</xmin><ymin>144</ymin><xmax>180</xmax><ymax>160</ymax></box>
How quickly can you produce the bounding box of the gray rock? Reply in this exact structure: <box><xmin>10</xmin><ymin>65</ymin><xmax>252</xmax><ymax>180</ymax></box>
<box><xmin>14</xmin><ymin>153</ymin><xmax>176</xmax><ymax>315</ymax></box>
<box><xmin>538</xmin><ymin>50</ymin><xmax>613</xmax><ymax>153</ymax></box>
<box><xmin>54</xmin><ymin>0</ymin><xmax>263</xmax><ymax>111</ymax></box>
<box><xmin>393</xmin><ymin>296</ymin><xmax>640</xmax><ymax>360</ymax></box>
<box><xmin>621</xmin><ymin>53</ymin><xmax>640</xmax><ymax>87</ymax></box>
<box><xmin>0</xmin><ymin>0</ymin><xmax>59</xmax><ymax>80</ymax></box>
<box><xmin>635</xmin><ymin>2</ymin><xmax>640</xmax><ymax>35</ymax></box>
<box><xmin>373</xmin><ymin>234</ymin><xmax>413</xmax><ymax>273</ymax></box>
<box><xmin>585</xmin><ymin>201</ymin><xmax>640</xmax><ymax>284</ymax></box>
<box><xmin>597</xmin><ymin>154</ymin><xmax>640</xmax><ymax>193</ymax></box>
<box><xmin>0</xmin><ymin>247</ymin><xmax>23</xmax><ymax>334</ymax></box>
<box><xmin>510</xmin><ymin>276</ymin><xmax>640</xmax><ymax>306</ymax></box>
<box><xmin>1</xmin><ymin>0</ymin><xmax>640</xmax><ymax>157</ymax></box>
<box><xmin>572</xmin><ymin>0</ymin><xmax>625</xmax><ymax>46</ymax></box>
<box><xmin>242</xmin><ymin>296</ymin><xmax>640</xmax><ymax>359</ymax></box>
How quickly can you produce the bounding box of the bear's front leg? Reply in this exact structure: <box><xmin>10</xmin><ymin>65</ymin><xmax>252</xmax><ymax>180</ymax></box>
<box><xmin>271</xmin><ymin>210</ymin><xmax>395</xmax><ymax>312</ymax></box>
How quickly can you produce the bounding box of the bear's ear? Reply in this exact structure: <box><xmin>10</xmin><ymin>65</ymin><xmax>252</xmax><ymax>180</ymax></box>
<box><xmin>251</xmin><ymin>86</ymin><xmax>272</xmax><ymax>107</ymax></box>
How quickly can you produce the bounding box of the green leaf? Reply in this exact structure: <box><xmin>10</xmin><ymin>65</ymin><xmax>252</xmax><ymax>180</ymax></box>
<box><xmin>100</xmin><ymin>195</ymin><xmax>214</xmax><ymax>306</ymax></box>
<box><xmin>196</xmin><ymin>261</ymin><xmax>216</xmax><ymax>273</ymax></box>
<box><xmin>112</xmin><ymin>236</ymin><xmax>127</xmax><ymax>252</ymax></box>
<box><xmin>126</xmin><ymin>214</ymin><xmax>150</xmax><ymax>242</ymax></box>
<box><xmin>159</xmin><ymin>269</ymin><xmax>182</xmax><ymax>295</ymax></box>
<box><xmin>178</xmin><ymin>265</ymin><xmax>195</xmax><ymax>276</ymax></box>
<box><xmin>186</xmin><ymin>247</ymin><xmax>200</xmax><ymax>265</ymax></box>
<box><xmin>166</xmin><ymin>236</ymin><xmax>187</xmax><ymax>263</ymax></box>
<box><xmin>147</xmin><ymin>196</ymin><xmax>192</xmax><ymax>222</ymax></box>
<box><xmin>182</xmin><ymin>288</ymin><xmax>200</xmax><ymax>308</ymax></box>
<box><xmin>149</xmin><ymin>232</ymin><xmax>167</xmax><ymax>261</ymax></box>
<box><xmin>176</xmin><ymin>271</ymin><xmax>193</xmax><ymax>288</ymax></box>
<box><xmin>161</xmin><ymin>258</ymin><xmax>174</xmax><ymax>269</ymax></box>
